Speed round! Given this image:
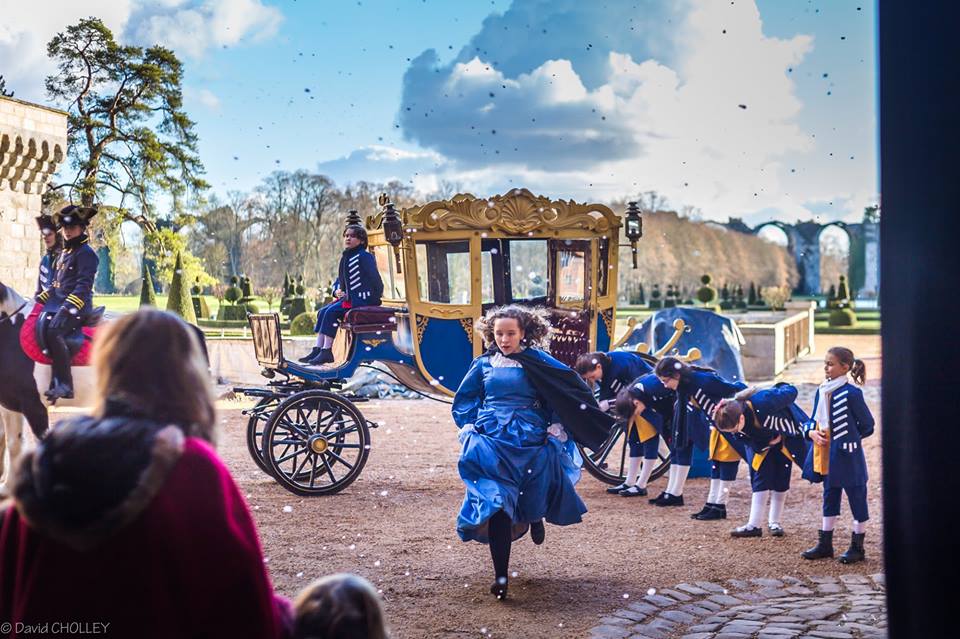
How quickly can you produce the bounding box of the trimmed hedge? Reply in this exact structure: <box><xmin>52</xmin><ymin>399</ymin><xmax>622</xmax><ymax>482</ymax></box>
<box><xmin>290</xmin><ymin>311</ymin><xmax>317</xmax><ymax>336</ymax></box>
<box><xmin>828</xmin><ymin>307</ymin><xmax>858</xmax><ymax>327</ymax></box>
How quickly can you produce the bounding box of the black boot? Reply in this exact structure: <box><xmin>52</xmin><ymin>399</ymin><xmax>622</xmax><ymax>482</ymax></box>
<box><xmin>298</xmin><ymin>347</ymin><xmax>322</xmax><ymax>363</ymax></box>
<box><xmin>45</xmin><ymin>337</ymin><xmax>74</xmax><ymax>403</ymax></box>
<box><xmin>695</xmin><ymin>504</ymin><xmax>727</xmax><ymax>520</ymax></box>
<box><xmin>530</xmin><ymin>520</ymin><xmax>545</xmax><ymax>545</ymax></box>
<box><xmin>648</xmin><ymin>491</ymin><xmax>670</xmax><ymax>504</ymax></box>
<box><xmin>308</xmin><ymin>348</ymin><xmax>334</xmax><ymax>365</ymax></box>
<box><xmin>801</xmin><ymin>529</ymin><xmax>834</xmax><ymax>560</ymax></box>
<box><xmin>839</xmin><ymin>532</ymin><xmax>866</xmax><ymax>564</ymax></box>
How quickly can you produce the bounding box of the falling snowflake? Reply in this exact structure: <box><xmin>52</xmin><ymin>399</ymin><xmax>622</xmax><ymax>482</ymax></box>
<box><xmin>623</xmin><ymin>593</ymin><xmax>630</xmax><ymax>599</ymax></box>
<box><xmin>647</xmin><ymin>588</ymin><xmax>656</xmax><ymax>596</ymax></box>
<box><xmin>349</xmin><ymin>544</ymin><xmax>356</xmax><ymax>550</ymax></box>
<box><xmin>374</xmin><ymin>560</ymin><xmax>381</xmax><ymax>567</ymax></box>
<box><xmin>282</xmin><ymin>505</ymin><xmax>293</xmax><ymax>513</ymax></box>
<box><xmin>379</xmin><ymin>490</ymin><xmax>389</xmax><ymax>496</ymax></box>
<box><xmin>296</xmin><ymin>571</ymin><xmax>304</xmax><ymax>577</ymax></box>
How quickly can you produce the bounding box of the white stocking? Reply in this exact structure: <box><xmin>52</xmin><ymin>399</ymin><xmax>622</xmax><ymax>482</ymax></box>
<box><xmin>852</xmin><ymin>520</ymin><xmax>867</xmax><ymax>534</ymax></box>
<box><xmin>822</xmin><ymin>515</ymin><xmax>837</xmax><ymax>532</ymax></box>
<box><xmin>665</xmin><ymin>464</ymin><xmax>678</xmax><ymax>494</ymax></box>
<box><xmin>715</xmin><ymin>480</ymin><xmax>734</xmax><ymax>505</ymax></box>
<box><xmin>671</xmin><ymin>464</ymin><xmax>690</xmax><ymax>496</ymax></box>
<box><xmin>748</xmin><ymin>490</ymin><xmax>770</xmax><ymax>529</ymax></box>
<box><xmin>707</xmin><ymin>478</ymin><xmax>722</xmax><ymax>504</ymax></box>
<box><xmin>636</xmin><ymin>458</ymin><xmax>656</xmax><ymax>489</ymax></box>
<box><xmin>321</xmin><ymin>334</ymin><xmax>334</xmax><ymax>348</ymax></box>
<box><xmin>768</xmin><ymin>490</ymin><xmax>787</xmax><ymax>525</ymax></box>
<box><xmin>625</xmin><ymin>456</ymin><xmax>641</xmax><ymax>486</ymax></box>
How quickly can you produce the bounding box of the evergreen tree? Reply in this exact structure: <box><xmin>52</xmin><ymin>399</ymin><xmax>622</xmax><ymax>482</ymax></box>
<box><xmin>638</xmin><ymin>283</ymin><xmax>646</xmax><ymax>305</ymax></box>
<box><xmin>748</xmin><ymin>282</ymin><xmax>758</xmax><ymax>305</ymax></box>
<box><xmin>165</xmin><ymin>252</ymin><xmax>197</xmax><ymax>324</ymax></box>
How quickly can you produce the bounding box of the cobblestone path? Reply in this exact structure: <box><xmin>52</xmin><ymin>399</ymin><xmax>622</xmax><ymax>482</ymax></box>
<box><xmin>589</xmin><ymin>573</ymin><xmax>886</xmax><ymax>639</ymax></box>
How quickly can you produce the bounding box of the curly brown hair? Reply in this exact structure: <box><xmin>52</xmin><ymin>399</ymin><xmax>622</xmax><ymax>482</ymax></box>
<box><xmin>475</xmin><ymin>304</ymin><xmax>552</xmax><ymax>350</ymax></box>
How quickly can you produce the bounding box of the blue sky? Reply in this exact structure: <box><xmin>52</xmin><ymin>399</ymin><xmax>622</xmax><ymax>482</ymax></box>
<box><xmin>1</xmin><ymin>0</ymin><xmax>877</xmax><ymax>224</ymax></box>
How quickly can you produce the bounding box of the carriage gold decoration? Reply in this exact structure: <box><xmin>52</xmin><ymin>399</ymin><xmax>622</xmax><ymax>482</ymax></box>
<box><xmin>233</xmin><ymin>188</ymin><xmax>686</xmax><ymax>498</ymax></box>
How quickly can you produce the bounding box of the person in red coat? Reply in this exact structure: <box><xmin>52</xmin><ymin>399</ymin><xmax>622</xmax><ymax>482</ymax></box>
<box><xmin>0</xmin><ymin>309</ymin><xmax>293</xmax><ymax>638</ymax></box>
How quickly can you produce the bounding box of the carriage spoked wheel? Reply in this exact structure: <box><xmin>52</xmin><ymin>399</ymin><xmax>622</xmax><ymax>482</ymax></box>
<box><xmin>578</xmin><ymin>421</ymin><xmax>671</xmax><ymax>485</ymax></box>
<box><xmin>261</xmin><ymin>389</ymin><xmax>371</xmax><ymax>496</ymax></box>
<box><xmin>246</xmin><ymin>396</ymin><xmax>283</xmax><ymax>476</ymax></box>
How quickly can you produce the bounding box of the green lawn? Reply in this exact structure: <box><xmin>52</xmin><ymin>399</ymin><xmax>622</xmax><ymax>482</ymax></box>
<box><xmin>94</xmin><ymin>295</ymin><xmax>280</xmax><ymax>318</ymax></box>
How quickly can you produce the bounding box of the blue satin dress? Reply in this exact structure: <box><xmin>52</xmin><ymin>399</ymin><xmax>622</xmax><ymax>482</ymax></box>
<box><xmin>452</xmin><ymin>352</ymin><xmax>587</xmax><ymax>543</ymax></box>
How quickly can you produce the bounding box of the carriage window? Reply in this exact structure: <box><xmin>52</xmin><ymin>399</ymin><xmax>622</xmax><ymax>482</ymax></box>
<box><xmin>557</xmin><ymin>248</ymin><xmax>587</xmax><ymax>304</ymax></box>
<box><xmin>415</xmin><ymin>240</ymin><xmax>472</xmax><ymax>304</ymax></box>
<box><xmin>507</xmin><ymin>239</ymin><xmax>548</xmax><ymax>302</ymax></box>
<box><xmin>481</xmin><ymin>250</ymin><xmax>495</xmax><ymax>304</ymax></box>
<box><xmin>371</xmin><ymin>244</ymin><xmax>403</xmax><ymax>300</ymax></box>
<box><xmin>597</xmin><ymin>237</ymin><xmax>610</xmax><ymax>297</ymax></box>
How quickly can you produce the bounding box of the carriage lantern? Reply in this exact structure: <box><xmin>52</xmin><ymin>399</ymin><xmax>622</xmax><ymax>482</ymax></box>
<box><xmin>345</xmin><ymin>209</ymin><xmax>361</xmax><ymax>228</ymax></box>
<box><xmin>624</xmin><ymin>201</ymin><xmax>643</xmax><ymax>269</ymax></box>
<box><xmin>379</xmin><ymin>194</ymin><xmax>404</xmax><ymax>273</ymax></box>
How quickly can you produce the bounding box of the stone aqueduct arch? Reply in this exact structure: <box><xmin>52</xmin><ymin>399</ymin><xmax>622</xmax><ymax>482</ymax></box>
<box><xmin>724</xmin><ymin>217</ymin><xmax>880</xmax><ymax>298</ymax></box>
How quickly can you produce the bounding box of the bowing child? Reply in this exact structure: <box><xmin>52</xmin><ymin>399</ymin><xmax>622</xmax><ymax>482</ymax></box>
<box><xmin>653</xmin><ymin>357</ymin><xmax>747</xmax><ymax>508</ymax></box>
<box><xmin>713</xmin><ymin>384</ymin><xmax>810</xmax><ymax>538</ymax></box>
<box><xmin>800</xmin><ymin>346</ymin><xmax>875</xmax><ymax>564</ymax></box>
<box><xmin>610</xmin><ymin>374</ymin><xmax>675</xmax><ymax>496</ymax></box>
<box><xmin>576</xmin><ymin>350</ymin><xmax>654</xmax><ymax>413</ymax></box>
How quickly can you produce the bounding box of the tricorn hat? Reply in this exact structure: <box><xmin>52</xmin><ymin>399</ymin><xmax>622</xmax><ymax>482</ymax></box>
<box><xmin>35</xmin><ymin>214</ymin><xmax>57</xmax><ymax>232</ymax></box>
<box><xmin>54</xmin><ymin>204</ymin><xmax>98</xmax><ymax>228</ymax></box>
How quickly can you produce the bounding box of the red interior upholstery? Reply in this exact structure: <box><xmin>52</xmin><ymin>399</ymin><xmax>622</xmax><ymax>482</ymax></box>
<box><xmin>545</xmin><ymin>308</ymin><xmax>590</xmax><ymax>368</ymax></box>
<box><xmin>342</xmin><ymin>306</ymin><xmax>399</xmax><ymax>333</ymax></box>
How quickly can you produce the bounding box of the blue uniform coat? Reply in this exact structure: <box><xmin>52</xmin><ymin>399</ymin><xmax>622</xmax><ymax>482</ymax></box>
<box><xmin>598</xmin><ymin>351</ymin><xmax>653</xmax><ymax>401</ymax></box>
<box><xmin>736</xmin><ymin>383</ymin><xmax>810</xmax><ymax>468</ymax></box>
<box><xmin>35</xmin><ymin>250</ymin><xmax>59</xmax><ymax>297</ymax></box>
<box><xmin>802</xmin><ymin>383</ymin><xmax>874</xmax><ymax>488</ymax></box>
<box><xmin>626</xmin><ymin>373</ymin><xmax>675</xmax><ymax>436</ymax></box>
<box><xmin>36</xmin><ymin>235</ymin><xmax>98</xmax><ymax>315</ymax></box>
<box><xmin>674</xmin><ymin>370</ymin><xmax>747</xmax><ymax>450</ymax></box>
<box><xmin>334</xmin><ymin>246</ymin><xmax>383</xmax><ymax>306</ymax></box>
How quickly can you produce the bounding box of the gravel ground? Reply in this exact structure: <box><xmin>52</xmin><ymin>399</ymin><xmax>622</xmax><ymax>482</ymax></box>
<box><xmin>216</xmin><ymin>335</ymin><xmax>882</xmax><ymax>639</ymax></box>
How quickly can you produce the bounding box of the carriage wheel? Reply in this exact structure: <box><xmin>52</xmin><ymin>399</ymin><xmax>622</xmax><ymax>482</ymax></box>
<box><xmin>261</xmin><ymin>390</ymin><xmax>371</xmax><ymax>496</ymax></box>
<box><xmin>578</xmin><ymin>422</ymin><xmax>671</xmax><ymax>485</ymax></box>
<box><xmin>246</xmin><ymin>396</ymin><xmax>282</xmax><ymax>476</ymax></box>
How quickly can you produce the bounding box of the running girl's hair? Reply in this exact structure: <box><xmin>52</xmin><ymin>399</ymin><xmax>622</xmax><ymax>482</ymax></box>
<box><xmin>653</xmin><ymin>356</ymin><xmax>713</xmax><ymax>380</ymax></box>
<box><xmin>293</xmin><ymin>573</ymin><xmax>390</xmax><ymax>639</ymax></box>
<box><xmin>344</xmin><ymin>224</ymin><xmax>369</xmax><ymax>248</ymax></box>
<box><xmin>475</xmin><ymin>304</ymin><xmax>552</xmax><ymax>349</ymax></box>
<box><xmin>713</xmin><ymin>387</ymin><xmax>760</xmax><ymax>432</ymax></box>
<box><xmin>575</xmin><ymin>351</ymin><xmax>612</xmax><ymax>375</ymax></box>
<box><xmin>614</xmin><ymin>386</ymin><xmax>639</xmax><ymax>419</ymax></box>
<box><xmin>828</xmin><ymin>346</ymin><xmax>867</xmax><ymax>386</ymax></box>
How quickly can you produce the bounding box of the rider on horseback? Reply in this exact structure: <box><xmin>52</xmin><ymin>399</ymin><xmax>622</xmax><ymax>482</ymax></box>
<box><xmin>34</xmin><ymin>205</ymin><xmax>99</xmax><ymax>402</ymax></box>
<box><xmin>35</xmin><ymin>213</ymin><xmax>62</xmax><ymax>296</ymax></box>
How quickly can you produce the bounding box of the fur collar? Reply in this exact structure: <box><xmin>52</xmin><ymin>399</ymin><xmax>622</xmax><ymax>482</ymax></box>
<box><xmin>12</xmin><ymin>416</ymin><xmax>185</xmax><ymax>551</ymax></box>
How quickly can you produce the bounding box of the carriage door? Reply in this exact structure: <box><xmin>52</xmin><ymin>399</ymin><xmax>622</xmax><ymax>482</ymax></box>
<box><xmin>547</xmin><ymin>240</ymin><xmax>592</xmax><ymax>367</ymax></box>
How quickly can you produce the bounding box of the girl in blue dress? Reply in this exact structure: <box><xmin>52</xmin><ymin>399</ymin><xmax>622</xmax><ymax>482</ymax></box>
<box><xmin>800</xmin><ymin>346</ymin><xmax>875</xmax><ymax>564</ymax></box>
<box><xmin>453</xmin><ymin>305</ymin><xmax>613</xmax><ymax>601</ymax></box>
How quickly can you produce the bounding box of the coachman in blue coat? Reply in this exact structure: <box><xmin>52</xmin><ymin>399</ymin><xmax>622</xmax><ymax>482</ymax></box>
<box><xmin>654</xmin><ymin>356</ymin><xmax>747</xmax><ymax>508</ymax></box>
<box><xmin>301</xmin><ymin>224</ymin><xmax>384</xmax><ymax>365</ymax></box>
<box><xmin>34</xmin><ymin>205</ymin><xmax>100</xmax><ymax>402</ymax></box>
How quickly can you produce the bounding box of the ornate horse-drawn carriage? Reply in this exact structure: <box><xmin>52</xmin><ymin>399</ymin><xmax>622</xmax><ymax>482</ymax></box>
<box><xmin>236</xmin><ymin>189</ymin><xmax>697</xmax><ymax>496</ymax></box>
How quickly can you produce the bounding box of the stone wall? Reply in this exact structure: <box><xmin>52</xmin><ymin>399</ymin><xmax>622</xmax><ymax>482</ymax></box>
<box><xmin>0</xmin><ymin>96</ymin><xmax>68</xmax><ymax>296</ymax></box>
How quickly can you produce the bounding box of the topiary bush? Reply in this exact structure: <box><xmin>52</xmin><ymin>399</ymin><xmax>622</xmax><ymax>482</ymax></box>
<box><xmin>828</xmin><ymin>307</ymin><xmax>858</xmax><ymax>327</ymax></box>
<box><xmin>649</xmin><ymin>284</ymin><xmax>662</xmax><ymax>309</ymax></box>
<box><xmin>139</xmin><ymin>266</ymin><xmax>157</xmax><ymax>307</ymax></box>
<box><xmin>224</xmin><ymin>276</ymin><xmax>242</xmax><ymax>305</ymax></box>
<box><xmin>286</xmin><ymin>296</ymin><xmax>308</xmax><ymax>320</ymax></box>
<box><xmin>192</xmin><ymin>295</ymin><xmax>210</xmax><ymax>320</ymax></box>
<box><xmin>748</xmin><ymin>281</ymin><xmax>758</xmax><ymax>306</ymax></box>
<box><xmin>290</xmin><ymin>311</ymin><xmax>317</xmax><ymax>336</ymax></box>
<box><xmin>696</xmin><ymin>274</ymin><xmax>717</xmax><ymax>305</ymax></box>
<box><xmin>165</xmin><ymin>252</ymin><xmax>197</xmax><ymax>325</ymax></box>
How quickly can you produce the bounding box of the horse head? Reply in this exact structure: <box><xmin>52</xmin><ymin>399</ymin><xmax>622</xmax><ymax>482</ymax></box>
<box><xmin>0</xmin><ymin>281</ymin><xmax>32</xmax><ymax>322</ymax></box>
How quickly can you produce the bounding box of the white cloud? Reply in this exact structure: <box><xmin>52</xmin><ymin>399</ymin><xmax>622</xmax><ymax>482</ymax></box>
<box><xmin>187</xmin><ymin>87</ymin><xmax>221</xmax><ymax>110</ymax></box>
<box><xmin>0</xmin><ymin>0</ymin><xmax>282</xmax><ymax>103</ymax></box>
<box><xmin>384</xmin><ymin>0</ymin><xmax>876</xmax><ymax>222</ymax></box>
<box><xmin>131</xmin><ymin>0</ymin><xmax>282</xmax><ymax>58</ymax></box>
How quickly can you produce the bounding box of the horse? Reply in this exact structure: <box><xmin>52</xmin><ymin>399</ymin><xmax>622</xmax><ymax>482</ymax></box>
<box><xmin>0</xmin><ymin>280</ymin><xmax>99</xmax><ymax>494</ymax></box>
